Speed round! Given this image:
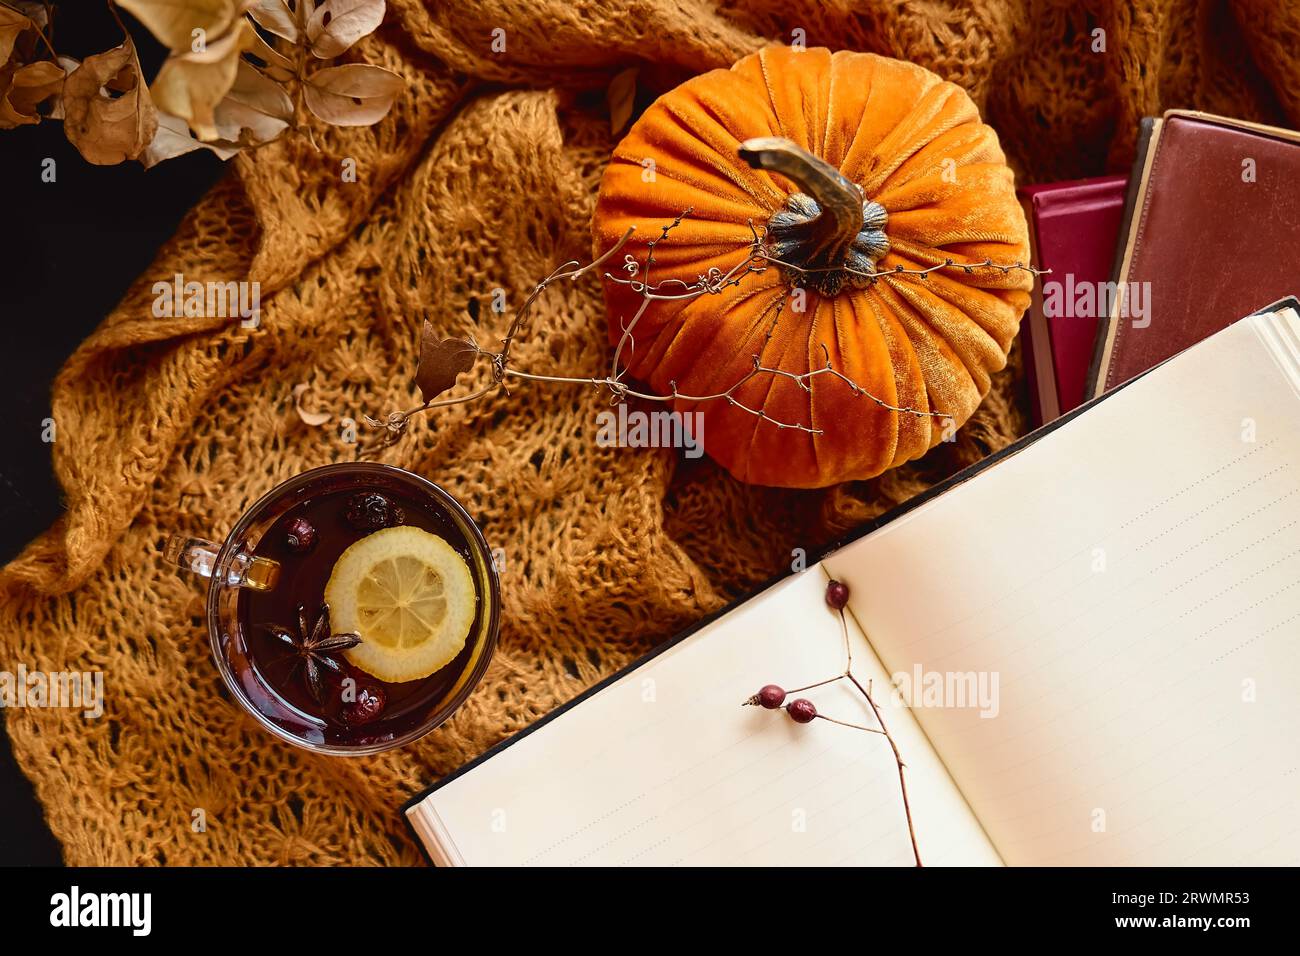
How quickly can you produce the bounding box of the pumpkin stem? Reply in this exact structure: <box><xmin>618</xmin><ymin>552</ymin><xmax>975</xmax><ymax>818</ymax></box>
<box><xmin>739</xmin><ymin>136</ymin><xmax>888</xmax><ymax>296</ymax></box>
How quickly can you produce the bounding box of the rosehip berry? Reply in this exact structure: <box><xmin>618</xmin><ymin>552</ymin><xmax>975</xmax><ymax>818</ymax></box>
<box><xmin>345</xmin><ymin>492</ymin><xmax>404</xmax><ymax>530</ymax></box>
<box><xmin>787</xmin><ymin>698</ymin><xmax>817</xmax><ymax>724</ymax></box>
<box><xmin>343</xmin><ymin>685</ymin><xmax>386</xmax><ymax>725</ymax></box>
<box><xmin>825</xmin><ymin>579</ymin><xmax>850</xmax><ymax>610</ymax></box>
<box><xmin>757</xmin><ymin>684</ymin><xmax>786</xmax><ymax>709</ymax></box>
<box><xmin>285</xmin><ymin>517</ymin><xmax>317</xmax><ymax>553</ymax></box>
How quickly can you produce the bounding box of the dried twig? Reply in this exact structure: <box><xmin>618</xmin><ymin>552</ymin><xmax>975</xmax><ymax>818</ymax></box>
<box><xmin>363</xmin><ymin>210</ymin><xmax>1045</xmax><ymax>452</ymax></box>
<box><xmin>743</xmin><ymin>579</ymin><xmax>922</xmax><ymax>867</ymax></box>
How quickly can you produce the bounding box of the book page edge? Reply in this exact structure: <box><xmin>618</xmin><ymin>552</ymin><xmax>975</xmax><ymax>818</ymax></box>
<box><xmin>406</xmin><ymin>800</ymin><xmax>465</xmax><ymax>867</ymax></box>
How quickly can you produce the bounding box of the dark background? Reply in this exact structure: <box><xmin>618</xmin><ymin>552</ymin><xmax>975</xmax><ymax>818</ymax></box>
<box><xmin>0</xmin><ymin>6</ymin><xmax>224</xmax><ymax>865</ymax></box>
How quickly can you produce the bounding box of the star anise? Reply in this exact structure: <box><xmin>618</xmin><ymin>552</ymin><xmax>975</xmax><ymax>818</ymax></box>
<box><xmin>261</xmin><ymin>603</ymin><xmax>362</xmax><ymax>704</ymax></box>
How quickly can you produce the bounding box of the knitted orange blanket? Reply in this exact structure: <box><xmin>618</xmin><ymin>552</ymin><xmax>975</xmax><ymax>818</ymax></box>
<box><xmin>1</xmin><ymin>0</ymin><xmax>1293</xmax><ymax>865</ymax></box>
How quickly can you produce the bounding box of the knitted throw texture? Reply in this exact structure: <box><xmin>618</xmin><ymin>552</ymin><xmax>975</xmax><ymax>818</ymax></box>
<box><xmin>1</xmin><ymin>0</ymin><xmax>1294</xmax><ymax>865</ymax></box>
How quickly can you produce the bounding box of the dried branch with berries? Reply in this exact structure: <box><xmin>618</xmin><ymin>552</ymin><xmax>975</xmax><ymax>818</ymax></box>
<box><xmin>745</xmin><ymin>578</ymin><xmax>922</xmax><ymax>867</ymax></box>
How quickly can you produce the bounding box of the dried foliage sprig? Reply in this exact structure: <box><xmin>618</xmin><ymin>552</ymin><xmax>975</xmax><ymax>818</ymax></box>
<box><xmin>743</xmin><ymin>578</ymin><xmax>922</xmax><ymax>867</ymax></box>
<box><xmin>364</xmin><ymin>209</ymin><xmax>1044</xmax><ymax>451</ymax></box>
<box><xmin>0</xmin><ymin>0</ymin><xmax>401</xmax><ymax>167</ymax></box>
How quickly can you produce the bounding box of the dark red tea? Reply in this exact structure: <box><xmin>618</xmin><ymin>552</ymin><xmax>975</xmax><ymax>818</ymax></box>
<box><xmin>227</xmin><ymin>470</ymin><xmax>488</xmax><ymax>749</ymax></box>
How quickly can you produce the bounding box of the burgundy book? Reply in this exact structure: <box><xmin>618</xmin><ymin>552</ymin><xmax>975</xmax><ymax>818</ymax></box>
<box><xmin>1018</xmin><ymin>174</ymin><xmax>1128</xmax><ymax>424</ymax></box>
<box><xmin>1087</xmin><ymin>110</ymin><xmax>1300</xmax><ymax>399</ymax></box>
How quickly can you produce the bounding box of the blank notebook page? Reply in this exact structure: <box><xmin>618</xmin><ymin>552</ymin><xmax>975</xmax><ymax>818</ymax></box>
<box><xmin>410</xmin><ymin>568</ymin><xmax>1000</xmax><ymax>866</ymax></box>
<box><xmin>823</xmin><ymin>307</ymin><xmax>1300</xmax><ymax>866</ymax></box>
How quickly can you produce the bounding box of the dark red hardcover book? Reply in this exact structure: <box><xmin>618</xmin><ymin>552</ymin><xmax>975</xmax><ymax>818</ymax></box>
<box><xmin>1018</xmin><ymin>174</ymin><xmax>1128</xmax><ymax>424</ymax></box>
<box><xmin>1086</xmin><ymin>111</ymin><xmax>1300</xmax><ymax>400</ymax></box>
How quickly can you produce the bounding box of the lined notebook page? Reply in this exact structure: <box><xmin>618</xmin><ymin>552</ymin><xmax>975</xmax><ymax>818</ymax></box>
<box><xmin>411</xmin><ymin>568</ymin><xmax>1001</xmax><ymax>866</ymax></box>
<box><xmin>824</xmin><ymin>308</ymin><xmax>1300</xmax><ymax>866</ymax></box>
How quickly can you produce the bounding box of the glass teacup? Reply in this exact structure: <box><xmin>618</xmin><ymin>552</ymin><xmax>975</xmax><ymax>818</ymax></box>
<box><xmin>166</xmin><ymin>463</ymin><xmax>500</xmax><ymax>755</ymax></box>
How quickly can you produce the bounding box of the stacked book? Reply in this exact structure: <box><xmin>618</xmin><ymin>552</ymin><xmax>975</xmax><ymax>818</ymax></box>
<box><xmin>1023</xmin><ymin>110</ymin><xmax>1300</xmax><ymax>424</ymax></box>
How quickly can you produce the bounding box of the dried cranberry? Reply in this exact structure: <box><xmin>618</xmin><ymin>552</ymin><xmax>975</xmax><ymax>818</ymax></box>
<box><xmin>757</xmin><ymin>684</ymin><xmax>786</xmax><ymax>709</ymax></box>
<box><xmin>285</xmin><ymin>517</ymin><xmax>317</xmax><ymax>553</ymax></box>
<box><xmin>343</xmin><ymin>685</ymin><xmax>386</xmax><ymax>725</ymax></box>
<box><xmin>825</xmin><ymin>580</ymin><xmax>850</xmax><ymax>610</ymax></box>
<box><xmin>344</xmin><ymin>492</ymin><xmax>404</xmax><ymax>530</ymax></box>
<box><xmin>787</xmin><ymin>698</ymin><xmax>818</xmax><ymax>724</ymax></box>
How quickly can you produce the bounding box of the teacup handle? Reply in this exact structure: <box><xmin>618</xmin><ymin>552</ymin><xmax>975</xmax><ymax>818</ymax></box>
<box><xmin>164</xmin><ymin>535</ymin><xmax>280</xmax><ymax>591</ymax></box>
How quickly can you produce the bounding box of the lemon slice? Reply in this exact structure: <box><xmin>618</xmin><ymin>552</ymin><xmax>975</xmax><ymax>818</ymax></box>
<box><xmin>324</xmin><ymin>526</ymin><xmax>476</xmax><ymax>683</ymax></box>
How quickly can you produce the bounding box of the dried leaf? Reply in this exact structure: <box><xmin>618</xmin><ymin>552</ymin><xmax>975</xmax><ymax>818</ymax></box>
<box><xmin>292</xmin><ymin>384</ymin><xmax>332</xmax><ymax>427</ymax></box>
<box><xmin>0</xmin><ymin>3</ymin><xmax>63</xmax><ymax>129</ymax></box>
<box><xmin>302</xmin><ymin>62</ymin><xmax>402</xmax><ymax>126</ymax></box>
<box><xmin>0</xmin><ymin>59</ymin><xmax>63</xmax><ymax>129</ymax></box>
<box><xmin>151</xmin><ymin>17</ymin><xmax>255</xmax><ymax>140</ymax></box>
<box><xmin>0</xmin><ymin>6</ymin><xmax>31</xmax><ymax>68</ymax></box>
<box><xmin>607</xmin><ymin>67</ymin><xmax>637</xmax><ymax>135</ymax></box>
<box><xmin>115</xmin><ymin>0</ymin><xmax>250</xmax><ymax>52</ymax></box>
<box><xmin>47</xmin><ymin>56</ymin><xmax>80</xmax><ymax>120</ymax></box>
<box><xmin>62</xmin><ymin>38</ymin><xmax>158</xmax><ymax>165</ymax></box>
<box><xmin>141</xmin><ymin>111</ymin><xmax>203</xmax><ymax>165</ymax></box>
<box><xmin>307</xmin><ymin>0</ymin><xmax>385</xmax><ymax>59</ymax></box>
<box><xmin>141</xmin><ymin>110</ymin><xmax>240</xmax><ymax>167</ymax></box>
<box><xmin>246</xmin><ymin>28</ymin><xmax>294</xmax><ymax>83</ymax></box>
<box><xmin>247</xmin><ymin>0</ymin><xmax>298</xmax><ymax>42</ymax></box>
<box><xmin>416</xmin><ymin>326</ymin><xmax>477</xmax><ymax>403</ymax></box>
<box><xmin>213</xmin><ymin>59</ymin><xmax>292</xmax><ymax>144</ymax></box>
<box><xmin>9</xmin><ymin>1</ymin><xmax>49</xmax><ymax>23</ymax></box>
<box><xmin>142</xmin><ymin>61</ymin><xmax>286</xmax><ymax>166</ymax></box>
<box><xmin>3</xmin><ymin>60</ymin><xmax>63</xmax><ymax>116</ymax></box>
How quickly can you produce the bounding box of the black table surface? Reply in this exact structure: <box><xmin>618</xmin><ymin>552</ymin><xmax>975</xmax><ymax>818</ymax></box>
<box><xmin>0</xmin><ymin>8</ymin><xmax>225</xmax><ymax>865</ymax></box>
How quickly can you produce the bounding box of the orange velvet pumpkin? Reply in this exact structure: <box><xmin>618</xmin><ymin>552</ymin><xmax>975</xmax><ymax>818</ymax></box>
<box><xmin>592</xmin><ymin>45</ymin><xmax>1031</xmax><ymax>488</ymax></box>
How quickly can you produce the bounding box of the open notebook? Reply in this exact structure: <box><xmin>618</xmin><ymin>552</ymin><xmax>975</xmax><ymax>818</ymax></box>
<box><xmin>406</xmin><ymin>301</ymin><xmax>1300</xmax><ymax>866</ymax></box>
